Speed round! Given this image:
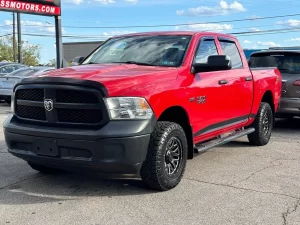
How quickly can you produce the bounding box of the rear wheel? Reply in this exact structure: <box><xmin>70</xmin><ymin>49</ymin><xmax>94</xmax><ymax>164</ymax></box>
<box><xmin>247</xmin><ymin>102</ymin><xmax>273</xmax><ymax>146</ymax></box>
<box><xmin>140</xmin><ymin>121</ymin><xmax>188</xmax><ymax>191</ymax></box>
<box><xmin>28</xmin><ymin>162</ymin><xmax>62</xmax><ymax>174</ymax></box>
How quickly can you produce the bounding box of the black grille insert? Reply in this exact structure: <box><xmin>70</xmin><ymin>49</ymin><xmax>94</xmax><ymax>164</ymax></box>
<box><xmin>57</xmin><ymin>108</ymin><xmax>102</xmax><ymax>124</ymax></box>
<box><xmin>16</xmin><ymin>89</ymin><xmax>44</xmax><ymax>101</ymax></box>
<box><xmin>16</xmin><ymin>105</ymin><xmax>46</xmax><ymax>121</ymax></box>
<box><xmin>56</xmin><ymin>89</ymin><xmax>99</xmax><ymax>104</ymax></box>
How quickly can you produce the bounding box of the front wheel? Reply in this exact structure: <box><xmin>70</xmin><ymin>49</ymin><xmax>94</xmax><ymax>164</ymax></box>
<box><xmin>140</xmin><ymin>121</ymin><xmax>188</xmax><ymax>191</ymax></box>
<box><xmin>247</xmin><ymin>102</ymin><xmax>273</xmax><ymax>146</ymax></box>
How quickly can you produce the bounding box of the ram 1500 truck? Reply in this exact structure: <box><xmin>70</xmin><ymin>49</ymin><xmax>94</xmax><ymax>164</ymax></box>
<box><xmin>3</xmin><ymin>32</ymin><xmax>282</xmax><ymax>191</ymax></box>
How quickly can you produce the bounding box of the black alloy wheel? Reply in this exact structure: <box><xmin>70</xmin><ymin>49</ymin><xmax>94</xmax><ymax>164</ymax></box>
<box><xmin>140</xmin><ymin>121</ymin><xmax>188</xmax><ymax>191</ymax></box>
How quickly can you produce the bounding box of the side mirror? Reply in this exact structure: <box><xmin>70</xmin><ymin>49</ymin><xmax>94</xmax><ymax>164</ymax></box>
<box><xmin>78</xmin><ymin>56</ymin><xmax>85</xmax><ymax>64</ymax></box>
<box><xmin>70</xmin><ymin>56</ymin><xmax>85</xmax><ymax>66</ymax></box>
<box><xmin>192</xmin><ymin>55</ymin><xmax>232</xmax><ymax>73</ymax></box>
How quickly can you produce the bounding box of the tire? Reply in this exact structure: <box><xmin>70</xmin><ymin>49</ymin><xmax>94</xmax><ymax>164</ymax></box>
<box><xmin>247</xmin><ymin>102</ymin><xmax>273</xmax><ymax>146</ymax></box>
<box><xmin>140</xmin><ymin>121</ymin><xmax>188</xmax><ymax>191</ymax></box>
<box><xmin>28</xmin><ymin>162</ymin><xmax>62</xmax><ymax>174</ymax></box>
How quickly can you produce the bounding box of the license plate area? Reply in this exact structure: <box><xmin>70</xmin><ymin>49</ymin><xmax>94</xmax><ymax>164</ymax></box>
<box><xmin>33</xmin><ymin>139</ymin><xmax>59</xmax><ymax>157</ymax></box>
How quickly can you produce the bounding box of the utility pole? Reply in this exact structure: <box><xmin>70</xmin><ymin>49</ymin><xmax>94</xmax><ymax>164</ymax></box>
<box><xmin>17</xmin><ymin>12</ymin><xmax>22</xmax><ymax>64</ymax></box>
<box><xmin>55</xmin><ymin>16</ymin><xmax>63</xmax><ymax>69</ymax></box>
<box><xmin>12</xmin><ymin>12</ymin><xmax>16</xmax><ymax>62</ymax></box>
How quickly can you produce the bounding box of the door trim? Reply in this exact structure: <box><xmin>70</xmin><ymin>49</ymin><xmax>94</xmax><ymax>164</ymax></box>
<box><xmin>193</xmin><ymin>115</ymin><xmax>250</xmax><ymax>137</ymax></box>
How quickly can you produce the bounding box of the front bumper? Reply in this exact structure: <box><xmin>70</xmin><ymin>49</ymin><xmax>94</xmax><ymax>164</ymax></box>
<box><xmin>4</xmin><ymin>115</ymin><xmax>156</xmax><ymax>174</ymax></box>
<box><xmin>276</xmin><ymin>98</ymin><xmax>300</xmax><ymax>116</ymax></box>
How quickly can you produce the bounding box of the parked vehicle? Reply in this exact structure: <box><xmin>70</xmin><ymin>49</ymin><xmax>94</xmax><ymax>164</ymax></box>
<box><xmin>0</xmin><ymin>66</ymin><xmax>54</xmax><ymax>104</ymax></box>
<box><xmin>0</xmin><ymin>62</ymin><xmax>26</xmax><ymax>76</ymax></box>
<box><xmin>4</xmin><ymin>32</ymin><xmax>282</xmax><ymax>191</ymax></box>
<box><xmin>249</xmin><ymin>50</ymin><xmax>300</xmax><ymax>119</ymax></box>
<box><xmin>70</xmin><ymin>56</ymin><xmax>85</xmax><ymax>66</ymax></box>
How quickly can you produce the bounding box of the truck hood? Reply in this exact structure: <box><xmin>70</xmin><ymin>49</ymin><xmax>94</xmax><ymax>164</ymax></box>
<box><xmin>36</xmin><ymin>64</ymin><xmax>178</xmax><ymax>96</ymax></box>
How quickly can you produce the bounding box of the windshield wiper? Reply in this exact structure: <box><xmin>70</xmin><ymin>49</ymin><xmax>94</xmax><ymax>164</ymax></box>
<box><xmin>112</xmin><ymin>61</ymin><xmax>155</xmax><ymax>66</ymax></box>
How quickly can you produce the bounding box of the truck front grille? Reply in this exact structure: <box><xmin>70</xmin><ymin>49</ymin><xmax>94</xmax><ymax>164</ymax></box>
<box><xmin>56</xmin><ymin>89</ymin><xmax>99</xmax><ymax>104</ymax></box>
<box><xmin>16</xmin><ymin>105</ymin><xmax>46</xmax><ymax>121</ymax></box>
<box><xmin>57</xmin><ymin>108</ymin><xmax>102</xmax><ymax>124</ymax></box>
<box><xmin>14</xmin><ymin>85</ymin><xmax>108</xmax><ymax>127</ymax></box>
<box><xmin>16</xmin><ymin>89</ymin><xmax>44</xmax><ymax>101</ymax></box>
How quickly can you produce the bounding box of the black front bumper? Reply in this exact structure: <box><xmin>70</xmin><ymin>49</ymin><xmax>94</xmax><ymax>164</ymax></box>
<box><xmin>4</xmin><ymin>115</ymin><xmax>156</xmax><ymax>174</ymax></box>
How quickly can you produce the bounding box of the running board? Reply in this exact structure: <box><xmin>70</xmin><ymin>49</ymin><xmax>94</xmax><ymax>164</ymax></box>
<box><xmin>194</xmin><ymin>128</ymin><xmax>255</xmax><ymax>154</ymax></box>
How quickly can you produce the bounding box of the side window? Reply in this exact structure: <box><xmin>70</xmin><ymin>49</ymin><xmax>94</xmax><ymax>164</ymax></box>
<box><xmin>219</xmin><ymin>40</ymin><xmax>243</xmax><ymax>69</ymax></box>
<box><xmin>194</xmin><ymin>39</ymin><xmax>218</xmax><ymax>64</ymax></box>
<box><xmin>3</xmin><ymin>65</ymin><xmax>15</xmax><ymax>73</ymax></box>
<box><xmin>13</xmin><ymin>65</ymin><xmax>21</xmax><ymax>70</ymax></box>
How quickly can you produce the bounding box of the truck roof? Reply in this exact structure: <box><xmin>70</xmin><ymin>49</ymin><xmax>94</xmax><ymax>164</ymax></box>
<box><xmin>251</xmin><ymin>50</ymin><xmax>300</xmax><ymax>55</ymax></box>
<box><xmin>114</xmin><ymin>31</ymin><xmax>236</xmax><ymax>39</ymax></box>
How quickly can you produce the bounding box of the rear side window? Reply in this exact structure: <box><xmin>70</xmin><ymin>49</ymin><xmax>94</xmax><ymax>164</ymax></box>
<box><xmin>249</xmin><ymin>52</ymin><xmax>300</xmax><ymax>72</ymax></box>
<box><xmin>194</xmin><ymin>39</ymin><xmax>218</xmax><ymax>64</ymax></box>
<box><xmin>219</xmin><ymin>40</ymin><xmax>243</xmax><ymax>69</ymax></box>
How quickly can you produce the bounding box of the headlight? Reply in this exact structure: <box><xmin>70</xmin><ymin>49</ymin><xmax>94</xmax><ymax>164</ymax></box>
<box><xmin>104</xmin><ymin>97</ymin><xmax>153</xmax><ymax>120</ymax></box>
<box><xmin>11</xmin><ymin>92</ymin><xmax>15</xmax><ymax>113</ymax></box>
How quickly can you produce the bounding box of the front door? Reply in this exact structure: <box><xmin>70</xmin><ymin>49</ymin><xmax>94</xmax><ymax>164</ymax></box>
<box><xmin>190</xmin><ymin>37</ymin><xmax>231</xmax><ymax>139</ymax></box>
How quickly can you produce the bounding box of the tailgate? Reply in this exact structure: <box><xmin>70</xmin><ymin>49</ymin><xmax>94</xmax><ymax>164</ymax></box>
<box><xmin>281</xmin><ymin>72</ymin><xmax>300</xmax><ymax>98</ymax></box>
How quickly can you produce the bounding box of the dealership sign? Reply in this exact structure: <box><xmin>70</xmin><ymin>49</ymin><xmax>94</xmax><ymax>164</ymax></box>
<box><xmin>0</xmin><ymin>0</ymin><xmax>61</xmax><ymax>16</ymax></box>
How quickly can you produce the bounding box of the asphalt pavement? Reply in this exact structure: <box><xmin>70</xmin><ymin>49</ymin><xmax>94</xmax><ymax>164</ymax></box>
<box><xmin>0</xmin><ymin>102</ymin><xmax>299</xmax><ymax>225</ymax></box>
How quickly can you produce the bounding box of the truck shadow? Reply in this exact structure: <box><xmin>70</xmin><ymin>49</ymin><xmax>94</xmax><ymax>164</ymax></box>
<box><xmin>204</xmin><ymin>117</ymin><xmax>300</xmax><ymax>149</ymax></box>
<box><xmin>274</xmin><ymin>117</ymin><xmax>300</xmax><ymax>130</ymax></box>
<box><xmin>0</xmin><ymin>171</ymin><xmax>159</xmax><ymax>205</ymax></box>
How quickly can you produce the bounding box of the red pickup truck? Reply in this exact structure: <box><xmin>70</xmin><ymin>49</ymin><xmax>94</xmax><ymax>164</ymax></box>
<box><xmin>4</xmin><ymin>31</ymin><xmax>281</xmax><ymax>191</ymax></box>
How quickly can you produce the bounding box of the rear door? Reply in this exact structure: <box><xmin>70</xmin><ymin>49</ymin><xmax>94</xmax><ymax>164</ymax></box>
<box><xmin>217</xmin><ymin>37</ymin><xmax>254</xmax><ymax>123</ymax></box>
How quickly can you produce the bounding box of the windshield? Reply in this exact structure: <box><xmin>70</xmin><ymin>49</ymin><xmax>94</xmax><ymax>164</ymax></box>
<box><xmin>82</xmin><ymin>35</ymin><xmax>192</xmax><ymax>67</ymax></box>
<box><xmin>249</xmin><ymin>52</ymin><xmax>300</xmax><ymax>73</ymax></box>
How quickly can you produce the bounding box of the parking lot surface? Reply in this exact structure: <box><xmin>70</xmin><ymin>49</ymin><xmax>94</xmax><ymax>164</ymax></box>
<box><xmin>0</xmin><ymin>103</ymin><xmax>299</xmax><ymax>225</ymax></box>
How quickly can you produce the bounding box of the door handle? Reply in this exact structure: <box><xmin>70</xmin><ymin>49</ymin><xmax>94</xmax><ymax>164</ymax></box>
<box><xmin>244</xmin><ymin>77</ymin><xmax>252</xmax><ymax>81</ymax></box>
<box><xmin>218</xmin><ymin>80</ymin><xmax>228</xmax><ymax>85</ymax></box>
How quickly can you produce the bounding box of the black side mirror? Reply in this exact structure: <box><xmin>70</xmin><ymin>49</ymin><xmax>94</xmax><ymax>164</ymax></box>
<box><xmin>78</xmin><ymin>56</ymin><xmax>85</xmax><ymax>64</ymax></box>
<box><xmin>71</xmin><ymin>56</ymin><xmax>85</xmax><ymax>66</ymax></box>
<box><xmin>192</xmin><ymin>55</ymin><xmax>232</xmax><ymax>73</ymax></box>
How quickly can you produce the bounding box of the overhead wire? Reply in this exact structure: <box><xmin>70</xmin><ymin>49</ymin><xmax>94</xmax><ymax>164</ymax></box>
<box><xmin>1</xmin><ymin>12</ymin><xmax>300</xmax><ymax>29</ymax></box>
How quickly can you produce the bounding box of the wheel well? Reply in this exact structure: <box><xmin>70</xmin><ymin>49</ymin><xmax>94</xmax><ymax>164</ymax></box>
<box><xmin>158</xmin><ymin>106</ymin><xmax>194</xmax><ymax>159</ymax></box>
<box><xmin>261</xmin><ymin>91</ymin><xmax>274</xmax><ymax>114</ymax></box>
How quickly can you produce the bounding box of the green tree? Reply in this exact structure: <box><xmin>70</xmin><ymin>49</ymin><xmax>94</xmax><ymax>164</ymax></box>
<box><xmin>48</xmin><ymin>59</ymin><xmax>56</xmax><ymax>67</ymax></box>
<box><xmin>0</xmin><ymin>36</ymin><xmax>40</xmax><ymax>66</ymax></box>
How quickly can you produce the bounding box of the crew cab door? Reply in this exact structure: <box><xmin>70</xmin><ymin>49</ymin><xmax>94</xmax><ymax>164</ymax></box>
<box><xmin>190</xmin><ymin>36</ymin><xmax>230</xmax><ymax>138</ymax></box>
<box><xmin>217</xmin><ymin>37</ymin><xmax>254</xmax><ymax>123</ymax></box>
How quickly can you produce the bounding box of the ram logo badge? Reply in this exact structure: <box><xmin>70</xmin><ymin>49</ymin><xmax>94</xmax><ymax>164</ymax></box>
<box><xmin>44</xmin><ymin>99</ymin><xmax>54</xmax><ymax>112</ymax></box>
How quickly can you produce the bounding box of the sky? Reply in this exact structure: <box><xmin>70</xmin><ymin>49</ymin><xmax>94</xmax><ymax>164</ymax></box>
<box><xmin>1</xmin><ymin>0</ymin><xmax>300</xmax><ymax>64</ymax></box>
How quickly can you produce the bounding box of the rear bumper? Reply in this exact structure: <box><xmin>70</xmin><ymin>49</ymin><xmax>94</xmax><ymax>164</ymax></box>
<box><xmin>277</xmin><ymin>98</ymin><xmax>300</xmax><ymax>116</ymax></box>
<box><xmin>4</xmin><ymin>115</ymin><xmax>155</xmax><ymax>174</ymax></box>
